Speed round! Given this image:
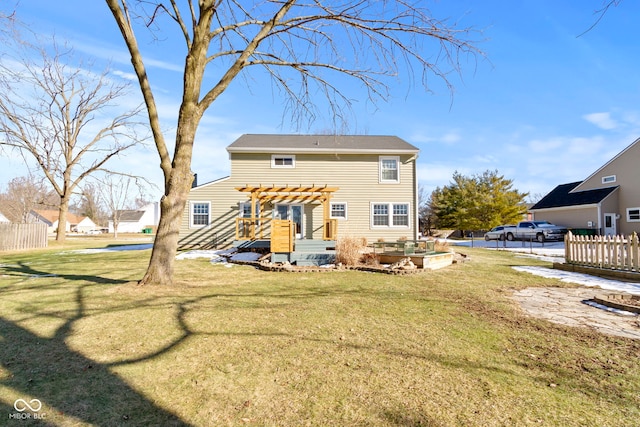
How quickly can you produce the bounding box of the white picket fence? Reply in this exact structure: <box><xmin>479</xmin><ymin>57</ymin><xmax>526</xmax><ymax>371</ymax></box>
<box><xmin>565</xmin><ymin>232</ymin><xmax>639</xmax><ymax>272</ymax></box>
<box><xmin>0</xmin><ymin>223</ymin><xmax>48</xmax><ymax>251</ymax></box>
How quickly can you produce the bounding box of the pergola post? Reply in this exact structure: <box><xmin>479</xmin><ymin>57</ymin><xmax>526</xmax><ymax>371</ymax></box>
<box><xmin>250</xmin><ymin>190</ymin><xmax>257</xmax><ymax>239</ymax></box>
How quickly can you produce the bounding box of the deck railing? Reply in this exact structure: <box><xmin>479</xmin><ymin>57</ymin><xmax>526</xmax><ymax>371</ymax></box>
<box><xmin>371</xmin><ymin>240</ymin><xmax>436</xmax><ymax>256</ymax></box>
<box><xmin>565</xmin><ymin>232</ymin><xmax>639</xmax><ymax>272</ymax></box>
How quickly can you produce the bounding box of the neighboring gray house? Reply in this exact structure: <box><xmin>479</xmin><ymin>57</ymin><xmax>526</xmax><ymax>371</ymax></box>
<box><xmin>179</xmin><ymin>134</ymin><xmax>420</xmax><ymax>249</ymax></box>
<box><xmin>531</xmin><ymin>137</ymin><xmax>640</xmax><ymax>236</ymax></box>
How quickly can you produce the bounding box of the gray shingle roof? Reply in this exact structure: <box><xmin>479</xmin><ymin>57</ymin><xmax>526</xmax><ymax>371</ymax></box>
<box><xmin>227</xmin><ymin>134</ymin><xmax>419</xmax><ymax>154</ymax></box>
<box><xmin>116</xmin><ymin>210</ymin><xmax>146</xmax><ymax>222</ymax></box>
<box><xmin>531</xmin><ymin>182</ymin><xmax>619</xmax><ymax>210</ymax></box>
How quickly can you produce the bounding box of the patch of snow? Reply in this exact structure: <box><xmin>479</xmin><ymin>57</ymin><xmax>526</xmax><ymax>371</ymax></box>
<box><xmin>175</xmin><ymin>249</ymin><xmax>235</xmax><ymax>260</ymax></box>
<box><xmin>513</xmin><ymin>266</ymin><xmax>640</xmax><ymax>296</ymax></box>
<box><xmin>69</xmin><ymin>244</ymin><xmax>153</xmax><ymax>254</ymax></box>
<box><xmin>229</xmin><ymin>252</ymin><xmax>262</xmax><ymax>262</ymax></box>
<box><xmin>582</xmin><ymin>300</ymin><xmax>638</xmax><ymax>316</ymax></box>
<box><xmin>175</xmin><ymin>248</ymin><xmax>261</xmax><ymax>263</ymax></box>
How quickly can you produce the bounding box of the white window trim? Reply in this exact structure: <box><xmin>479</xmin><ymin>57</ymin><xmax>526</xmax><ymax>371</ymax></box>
<box><xmin>627</xmin><ymin>207</ymin><xmax>640</xmax><ymax>222</ymax></box>
<box><xmin>602</xmin><ymin>175</ymin><xmax>617</xmax><ymax>184</ymax></box>
<box><xmin>379</xmin><ymin>156</ymin><xmax>400</xmax><ymax>184</ymax></box>
<box><xmin>370</xmin><ymin>202</ymin><xmax>411</xmax><ymax>228</ymax></box>
<box><xmin>239</xmin><ymin>201</ymin><xmax>260</xmax><ymax>218</ymax></box>
<box><xmin>189</xmin><ymin>201</ymin><xmax>211</xmax><ymax>228</ymax></box>
<box><xmin>271</xmin><ymin>154</ymin><xmax>296</xmax><ymax>168</ymax></box>
<box><xmin>330</xmin><ymin>202</ymin><xmax>348</xmax><ymax>220</ymax></box>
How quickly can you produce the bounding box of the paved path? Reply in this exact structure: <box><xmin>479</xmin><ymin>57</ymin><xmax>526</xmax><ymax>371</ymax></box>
<box><xmin>512</xmin><ymin>287</ymin><xmax>640</xmax><ymax>340</ymax></box>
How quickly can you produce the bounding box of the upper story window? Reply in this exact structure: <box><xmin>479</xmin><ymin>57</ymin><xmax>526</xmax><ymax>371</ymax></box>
<box><xmin>602</xmin><ymin>175</ymin><xmax>616</xmax><ymax>184</ymax></box>
<box><xmin>379</xmin><ymin>156</ymin><xmax>400</xmax><ymax>183</ymax></box>
<box><xmin>190</xmin><ymin>202</ymin><xmax>210</xmax><ymax>228</ymax></box>
<box><xmin>271</xmin><ymin>154</ymin><xmax>295</xmax><ymax>168</ymax></box>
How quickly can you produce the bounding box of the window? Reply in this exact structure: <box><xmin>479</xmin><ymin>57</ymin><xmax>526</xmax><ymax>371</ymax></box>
<box><xmin>190</xmin><ymin>202</ymin><xmax>210</xmax><ymax>228</ymax></box>
<box><xmin>392</xmin><ymin>204</ymin><xmax>409</xmax><ymax>226</ymax></box>
<box><xmin>379</xmin><ymin>156</ymin><xmax>400</xmax><ymax>183</ymax></box>
<box><xmin>371</xmin><ymin>203</ymin><xmax>410</xmax><ymax>228</ymax></box>
<box><xmin>271</xmin><ymin>154</ymin><xmax>295</xmax><ymax>168</ymax></box>
<box><xmin>239</xmin><ymin>202</ymin><xmax>260</xmax><ymax>219</ymax></box>
<box><xmin>602</xmin><ymin>175</ymin><xmax>617</xmax><ymax>184</ymax></box>
<box><xmin>628</xmin><ymin>208</ymin><xmax>640</xmax><ymax>222</ymax></box>
<box><xmin>372</xmin><ymin>204</ymin><xmax>389</xmax><ymax>226</ymax></box>
<box><xmin>330</xmin><ymin>203</ymin><xmax>347</xmax><ymax>219</ymax></box>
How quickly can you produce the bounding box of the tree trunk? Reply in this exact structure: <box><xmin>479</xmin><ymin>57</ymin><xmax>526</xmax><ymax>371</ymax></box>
<box><xmin>138</xmin><ymin>125</ymin><xmax>197</xmax><ymax>286</ymax></box>
<box><xmin>56</xmin><ymin>198</ymin><xmax>70</xmax><ymax>242</ymax></box>
<box><xmin>138</xmin><ymin>191</ymin><xmax>186</xmax><ymax>285</ymax></box>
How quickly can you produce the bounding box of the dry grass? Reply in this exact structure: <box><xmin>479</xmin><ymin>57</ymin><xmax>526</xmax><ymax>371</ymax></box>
<box><xmin>0</xmin><ymin>240</ymin><xmax>639</xmax><ymax>426</ymax></box>
<box><xmin>435</xmin><ymin>239</ymin><xmax>450</xmax><ymax>252</ymax></box>
<box><xmin>335</xmin><ymin>236</ymin><xmax>367</xmax><ymax>265</ymax></box>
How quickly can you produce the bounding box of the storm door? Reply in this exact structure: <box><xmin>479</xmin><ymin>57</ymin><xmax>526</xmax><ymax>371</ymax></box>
<box><xmin>274</xmin><ymin>204</ymin><xmax>304</xmax><ymax>239</ymax></box>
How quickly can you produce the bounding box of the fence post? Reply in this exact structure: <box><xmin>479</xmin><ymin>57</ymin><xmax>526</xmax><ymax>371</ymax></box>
<box><xmin>633</xmin><ymin>232</ymin><xmax>639</xmax><ymax>272</ymax></box>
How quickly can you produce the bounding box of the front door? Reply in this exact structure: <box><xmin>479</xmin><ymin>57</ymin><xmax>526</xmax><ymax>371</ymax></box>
<box><xmin>275</xmin><ymin>204</ymin><xmax>303</xmax><ymax>239</ymax></box>
<box><xmin>604</xmin><ymin>213</ymin><xmax>617</xmax><ymax>236</ymax></box>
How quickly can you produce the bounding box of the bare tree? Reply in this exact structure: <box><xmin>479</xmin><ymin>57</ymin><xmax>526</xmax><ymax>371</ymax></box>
<box><xmin>0</xmin><ymin>36</ymin><xmax>147</xmax><ymax>241</ymax></box>
<box><xmin>98</xmin><ymin>174</ymin><xmax>147</xmax><ymax>239</ymax></box>
<box><xmin>0</xmin><ymin>175</ymin><xmax>59</xmax><ymax>223</ymax></box>
<box><xmin>105</xmin><ymin>0</ymin><xmax>482</xmax><ymax>285</ymax></box>
<box><xmin>71</xmin><ymin>182</ymin><xmax>110</xmax><ymax>227</ymax></box>
<box><xmin>578</xmin><ymin>0</ymin><xmax>623</xmax><ymax>37</ymax></box>
<box><xmin>417</xmin><ymin>184</ymin><xmax>433</xmax><ymax>236</ymax></box>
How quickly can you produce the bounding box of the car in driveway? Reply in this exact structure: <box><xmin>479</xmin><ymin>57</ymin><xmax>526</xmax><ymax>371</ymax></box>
<box><xmin>504</xmin><ymin>221</ymin><xmax>568</xmax><ymax>242</ymax></box>
<box><xmin>484</xmin><ymin>225</ymin><xmax>513</xmax><ymax>241</ymax></box>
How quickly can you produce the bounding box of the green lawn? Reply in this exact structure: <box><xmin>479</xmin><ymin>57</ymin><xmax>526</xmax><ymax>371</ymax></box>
<box><xmin>0</xmin><ymin>240</ymin><xmax>638</xmax><ymax>426</ymax></box>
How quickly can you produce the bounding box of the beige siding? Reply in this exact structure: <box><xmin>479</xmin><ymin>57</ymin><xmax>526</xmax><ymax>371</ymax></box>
<box><xmin>533</xmin><ymin>206</ymin><xmax>599</xmax><ymax>230</ymax></box>
<box><xmin>178</xmin><ymin>178</ymin><xmax>245</xmax><ymax>249</ymax></box>
<box><xmin>574</xmin><ymin>140</ymin><xmax>640</xmax><ymax>235</ymax></box>
<box><xmin>179</xmin><ymin>152</ymin><xmax>418</xmax><ymax>248</ymax></box>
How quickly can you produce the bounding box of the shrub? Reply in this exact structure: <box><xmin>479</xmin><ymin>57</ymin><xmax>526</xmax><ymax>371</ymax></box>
<box><xmin>336</xmin><ymin>236</ymin><xmax>367</xmax><ymax>266</ymax></box>
<box><xmin>435</xmin><ymin>240</ymin><xmax>450</xmax><ymax>252</ymax></box>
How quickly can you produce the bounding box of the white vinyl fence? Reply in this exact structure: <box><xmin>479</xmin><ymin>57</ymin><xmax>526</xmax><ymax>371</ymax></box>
<box><xmin>565</xmin><ymin>232</ymin><xmax>639</xmax><ymax>273</ymax></box>
<box><xmin>0</xmin><ymin>223</ymin><xmax>48</xmax><ymax>251</ymax></box>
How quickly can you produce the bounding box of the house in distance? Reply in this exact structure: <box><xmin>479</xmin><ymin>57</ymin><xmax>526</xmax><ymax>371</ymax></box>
<box><xmin>531</xmin><ymin>137</ymin><xmax>640</xmax><ymax>236</ymax></box>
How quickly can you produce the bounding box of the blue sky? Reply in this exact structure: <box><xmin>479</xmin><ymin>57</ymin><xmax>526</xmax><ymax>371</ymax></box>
<box><xmin>1</xmin><ymin>1</ymin><xmax>639</xmax><ymax>202</ymax></box>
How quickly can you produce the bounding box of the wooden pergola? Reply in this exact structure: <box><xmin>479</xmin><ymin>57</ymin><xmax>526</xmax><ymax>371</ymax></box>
<box><xmin>234</xmin><ymin>184</ymin><xmax>339</xmax><ymax>241</ymax></box>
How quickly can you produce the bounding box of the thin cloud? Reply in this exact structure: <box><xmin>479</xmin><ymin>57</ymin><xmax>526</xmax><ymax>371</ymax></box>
<box><xmin>583</xmin><ymin>112</ymin><xmax>618</xmax><ymax>130</ymax></box>
<box><xmin>112</xmin><ymin>69</ymin><xmax>138</xmax><ymax>81</ymax></box>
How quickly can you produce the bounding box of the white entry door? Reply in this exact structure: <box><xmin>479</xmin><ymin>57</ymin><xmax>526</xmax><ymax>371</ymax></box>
<box><xmin>604</xmin><ymin>213</ymin><xmax>616</xmax><ymax>236</ymax></box>
<box><xmin>274</xmin><ymin>204</ymin><xmax>303</xmax><ymax>239</ymax></box>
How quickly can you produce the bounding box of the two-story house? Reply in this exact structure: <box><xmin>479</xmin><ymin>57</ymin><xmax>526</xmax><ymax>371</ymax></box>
<box><xmin>530</xmin><ymin>137</ymin><xmax>640</xmax><ymax>236</ymax></box>
<box><xmin>178</xmin><ymin>134</ymin><xmax>420</xmax><ymax>250</ymax></box>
